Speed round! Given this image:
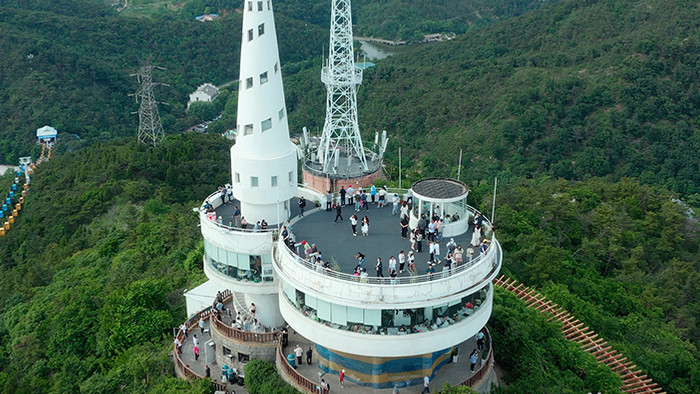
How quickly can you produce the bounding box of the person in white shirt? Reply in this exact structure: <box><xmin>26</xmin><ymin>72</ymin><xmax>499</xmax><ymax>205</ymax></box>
<box><xmin>294</xmin><ymin>345</ymin><xmax>303</xmax><ymax>368</ymax></box>
<box><xmin>388</xmin><ymin>256</ymin><xmax>397</xmax><ymax>274</ymax></box>
<box><xmin>392</xmin><ymin>193</ymin><xmax>400</xmax><ymax>215</ymax></box>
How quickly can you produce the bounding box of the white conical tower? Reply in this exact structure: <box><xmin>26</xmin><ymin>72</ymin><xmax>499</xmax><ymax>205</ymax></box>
<box><xmin>230</xmin><ymin>0</ymin><xmax>297</xmax><ymax>225</ymax></box>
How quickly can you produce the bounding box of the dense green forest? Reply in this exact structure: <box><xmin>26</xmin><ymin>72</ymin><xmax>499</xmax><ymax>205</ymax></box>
<box><xmin>274</xmin><ymin>0</ymin><xmax>559</xmax><ymax>42</ymax></box>
<box><xmin>0</xmin><ymin>0</ymin><xmax>326</xmax><ymax>163</ymax></box>
<box><xmin>488</xmin><ymin>177</ymin><xmax>699</xmax><ymax>393</ymax></box>
<box><xmin>1</xmin><ymin>135</ymin><xmax>696</xmax><ymax>393</ymax></box>
<box><xmin>0</xmin><ymin>0</ymin><xmax>556</xmax><ymax>164</ymax></box>
<box><xmin>0</xmin><ymin>135</ymin><xmax>226</xmax><ymax>393</ymax></box>
<box><xmin>0</xmin><ymin>0</ymin><xmax>698</xmax><ymax>392</ymax></box>
<box><xmin>282</xmin><ymin>0</ymin><xmax>700</xmax><ymax>201</ymax></box>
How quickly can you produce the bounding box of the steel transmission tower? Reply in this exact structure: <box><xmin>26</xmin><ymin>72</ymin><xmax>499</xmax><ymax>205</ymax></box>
<box><xmin>318</xmin><ymin>0</ymin><xmax>367</xmax><ymax>173</ymax></box>
<box><xmin>132</xmin><ymin>56</ymin><xmax>165</xmax><ymax>147</ymax></box>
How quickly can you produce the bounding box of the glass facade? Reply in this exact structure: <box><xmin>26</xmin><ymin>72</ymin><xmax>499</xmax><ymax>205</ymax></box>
<box><xmin>412</xmin><ymin>197</ymin><xmax>468</xmax><ymax>223</ymax></box>
<box><xmin>282</xmin><ymin>281</ymin><xmax>490</xmax><ymax>335</ymax></box>
<box><xmin>204</xmin><ymin>239</ymin><xmax>273</xmax><ymax>282</ymax></box>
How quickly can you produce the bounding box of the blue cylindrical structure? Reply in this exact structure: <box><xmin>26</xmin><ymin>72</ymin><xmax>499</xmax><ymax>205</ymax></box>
<box><xmin>287</xmin><ymin>353</ymin><xmax>296</xmax><ymax>368</ymax></box>
<box><xmin>9</xmin><ymin>192</ymin><xmax>14</xmax><ymax>199</ymax></box>
<box><xmin>2</xmin><ymin>204</ymin><xmax>7</xmax><ymax>212</ymax></box>
<box><xmin>12</xmin><ymin>184</ymin><xmax>17</xmax><ymax>191</ymax></box>
<box><xmin>5</xmin><ymin>198</ymin><xmax>10</xmax><ymax>205</ymax></box>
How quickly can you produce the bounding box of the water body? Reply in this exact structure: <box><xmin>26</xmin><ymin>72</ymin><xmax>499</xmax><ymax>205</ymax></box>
<box><xmin>358</xmin><ymin>40</ymin><xmax>408</xmax><ymax>60</ymax></box>
<box><xmin>0</xmin><ymin>165</ymin><xmax>19</xmax><ymax>176</ymax></box>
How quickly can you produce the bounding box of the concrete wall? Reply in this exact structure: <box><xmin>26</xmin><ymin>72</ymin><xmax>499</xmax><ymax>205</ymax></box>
<box><xmin>302</xmin><ymin>167</ymin><xmax>383</xmax><ymax>195</ymax></box>
<box><xmin>211</xmin><ymin>322</ymin><xmax>278</xmax><ymax>371</ymax></box>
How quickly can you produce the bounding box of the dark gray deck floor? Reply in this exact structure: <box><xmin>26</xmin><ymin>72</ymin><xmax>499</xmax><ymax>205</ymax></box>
<box><xmin>289</xmin><ymin>202</ymin><xmax>476</xmax><ymax>277</ymax></box>
<box><xmin>213</xmin><ymin>197</ymin><xmax>302</xmax><ymax>228</ymax></box>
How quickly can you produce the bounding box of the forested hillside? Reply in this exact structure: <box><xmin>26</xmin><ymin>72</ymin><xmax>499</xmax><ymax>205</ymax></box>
<box><xmin>0</xmin><ymin>0</ymin><xmax>554</xmax><ymax>165</ymax></box>
<box><xmin>0</xmin><ymin>0</ymin><xmax>698</xmax><ymax>393</ymax></box>
<box><xmin>0</xmin><ymin>134</ymin><xmax>227</xmax><ymax>393</ymax></box>
<box><xmin>275</xmin><ymin>0</ymin><xmax>559</xmax><ymax>41</ymax></box>
<box><xmin>0</xmin><ymin>1</ymin><xmax>325</xmax><ymax>163</ymax></box>
<box><xmin>489</xmin><ymin>177</ymin><xmax>699</xmax><ymax>392</ymax></box>
<box><xmin>283</xmin><ymin>0</ymin><xmax>699</xmax><ymax>200</ymax></box>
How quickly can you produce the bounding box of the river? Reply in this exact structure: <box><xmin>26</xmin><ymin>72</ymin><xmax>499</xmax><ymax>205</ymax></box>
<box><xmin>357</xmin><ymin>39</ymin><xmax>408</xmax><ymax>60</ymax></box>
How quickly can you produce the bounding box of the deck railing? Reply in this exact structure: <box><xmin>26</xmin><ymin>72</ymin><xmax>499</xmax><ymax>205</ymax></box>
<box><xmin>173</xmin><ymin>289</ymin><xmax>232</xmax><ymax>391</ymax></box>
<box><xmin>277</xmin><ymin>235</ymin><xmax>501</xmax><ymax>286</ymax></box>
<box><xmin>212</xmin><ymin>317</ymin><xmax>279</xmax><ymax>343</ymax></box>
<box><xmin>276</xmin><ymin>341</ymin><xmax>330</xmax><ymax>394</ymax></box>
<box><xmin>459</xmin><ymin>327</ymin><xmax>494</xmax><ymax>388</ymax></box>
<box><xmin>200</xmin><ymin>190</ymin><xmax>285</xmax><ymax>235</ymax></box>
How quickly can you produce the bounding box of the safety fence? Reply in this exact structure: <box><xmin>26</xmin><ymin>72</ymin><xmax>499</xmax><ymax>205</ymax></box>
<box><xmin>276</xmin><ymin>340</ymin><xmax>330</xmax><ymax>394</ymax></box>
<box><xmin>212</xmin><ymin>317</ymin><xmax>279</xmax><ymax>343</ymax></box>
<box><xmin>494</xmin><ymin>276</ymin><xmax>665</xmax><ymax>393</ymax></box>
<box><xmin>459</xmin><ymin>327</ymin><xmax>494</xmax><ymax>388</ymax></box>
<box><xmin>172</xmin><ymin>290</ymin><xmax>230</xmax><ymax>392</ymax></box>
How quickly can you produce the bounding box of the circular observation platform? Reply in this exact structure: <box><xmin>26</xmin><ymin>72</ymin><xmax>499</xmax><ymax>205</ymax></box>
<box><xmin>274</xmin><ymin>191</ymin><xmax>502</xmax><ymax>357</ymax></box>
<box><xmin>198</xmin><ymin>190</ymin><xmax>304</xmax><ymax>285</ymax></box>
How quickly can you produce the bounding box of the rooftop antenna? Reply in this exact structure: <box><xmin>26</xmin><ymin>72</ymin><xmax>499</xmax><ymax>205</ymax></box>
<box><xmin>131</xmin><ymin>55</ymin><xmax>168</xmax><ymax>147</ymax></box>
<box><xmin>457</xmin><ymin>149</ymin><xmax>463</xmax><ymax>181</ymax></box>
<box><xmin>317</xmin><ymin>0</ymin><xmax>368</xmax><ymax>172</ymax></box>
<box><xmin>491</xmin><ymin>177</ymin><xmax>498</xmax><ymax>225</ymax></box>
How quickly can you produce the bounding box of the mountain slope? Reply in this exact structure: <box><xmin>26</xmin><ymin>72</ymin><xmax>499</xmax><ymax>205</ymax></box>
<box><xmin>284</xmin><ymin>0</ymin><xmax>700</xmax><ymax>198</ymax></box>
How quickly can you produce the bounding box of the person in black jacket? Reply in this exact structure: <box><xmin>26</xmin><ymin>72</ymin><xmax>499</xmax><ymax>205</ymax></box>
<box><xmin>334</xmin><ymin>203</ymin><xmax>343</xmax><ymax>222</ymax></box>
<box><xmin>298</xmin><ymin>196</ymin><xmax>306</xmax><ymax>217</ymax></box>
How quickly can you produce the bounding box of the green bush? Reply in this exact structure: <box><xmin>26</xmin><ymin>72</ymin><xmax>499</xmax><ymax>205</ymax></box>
<box><xmin>245</xmin><ymin>359</ymin><xmax>298</xmax><ymax>394</ymax></box>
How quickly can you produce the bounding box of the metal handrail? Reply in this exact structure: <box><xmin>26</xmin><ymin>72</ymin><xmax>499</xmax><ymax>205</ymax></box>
<box><xmin>276</xmin><ymin>340</ymin><xmax>330</xmax><ymax>394</ymax></box>
<box><xmin>459</xmin><ymin>327</ymin><xmax>494</xmax><ymax>388</ymax></box>
<box><xmin>173</xmin><ymin>289</ymin><xmax>231</xmax><ymax>391</ymax></box>
<box><xmin>198</xmin><ymin>191</ymin><xmax>279</xmax><ymax>234</ymax></box>
<box><xmin>212</xmin><ymin>317</ymin><xmax>279</xmax><ymax>343</ymax></box>
<box><xmin>322</xmin><ymin>187</ymin><xmax>411</xmax><ymax>202</ymax></box>
<box><xmin>277</xmin><ymin>235</ymin><xmax>500</xmax><ymax>286</ymax></box>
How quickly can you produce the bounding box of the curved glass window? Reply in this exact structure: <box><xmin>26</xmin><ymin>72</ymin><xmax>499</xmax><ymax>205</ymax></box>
<box><xmin>204</xmin><ymin>239</ymin><xmax>273</xmax><ymax>282</ymax></box>
<box><xmin>282</xmin><ymin>282</ymin><xmax>490</xmax><ymax>335</ymax></box>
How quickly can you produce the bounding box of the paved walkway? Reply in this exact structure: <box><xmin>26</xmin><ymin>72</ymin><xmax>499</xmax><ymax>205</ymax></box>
<box><xmin>179</xmin><ymin>317</ymin><xmax>487</xmax><ymax>393</ymax></box>
<box><xmin>286</xmin><ymin>329</ymin><xmax>486</xmax><ymax>393</ymax></box>
<box><xmin>179</xmin><ymin>314</ymin><xmax>249</xmax><ymax>393</ymax></box>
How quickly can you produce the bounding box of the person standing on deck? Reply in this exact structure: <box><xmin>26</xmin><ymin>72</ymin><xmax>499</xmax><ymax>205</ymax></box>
<box><xmin>326</xmin><ymin>190</ymin><xmax>333</xmax><ymax>211</ymax></box>
<box><xmin>350</xmin><ymin>214</ymin><xmax>358</xmax><ymax>235</ymax></box>
<box><xmin>298</xmin><ymin>196</ymin><xmax>306</xmax><ymax>217</ymax></box>
<box><xmin>340</xmin><ymin>186</ymin><xmax>347</xmax><ymax>206</ymax></box>
<box><xmin>375</xmin><ymin>258</ymin><xmax>384</xmax><ymax>277</ymax></box>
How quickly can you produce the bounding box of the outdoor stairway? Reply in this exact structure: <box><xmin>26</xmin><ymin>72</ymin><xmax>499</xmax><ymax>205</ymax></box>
<box><xmin>494</xmin><ymin>275</ymin><xmax>665</xmax><ymax>394</ymax></box>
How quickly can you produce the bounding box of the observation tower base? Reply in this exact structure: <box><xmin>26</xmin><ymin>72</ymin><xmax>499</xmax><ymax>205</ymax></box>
<box><xmin>302</xmin><ymin>157</ymin><xmax>383</xmax><ymax>194</ymax></box>
<box><xmin>315</xmin><ymin>344</ymin><xmax>454</xmax><ymax>389</ymax></box>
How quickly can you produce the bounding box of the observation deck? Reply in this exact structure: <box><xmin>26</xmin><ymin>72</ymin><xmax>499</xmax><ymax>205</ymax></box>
<box><xmin>196</xmin><ymin>190</ymin><xmax>301</xmax><ymax>328</ymax></box>
<box><xmin>198</xmin><ymin>191</ymin><xmax>301</xmax><ymax>287</ymax></box>
<box><xmin>274</xmin><ymin>194</ymin><xmax>502</xmax><ymax>357</ymax></box>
